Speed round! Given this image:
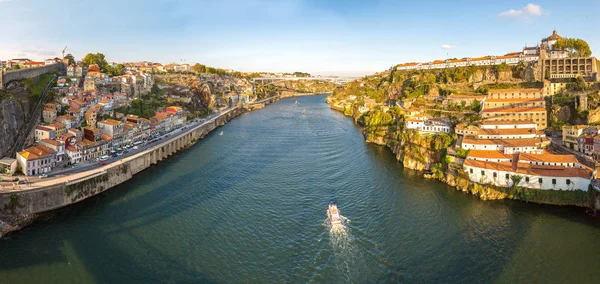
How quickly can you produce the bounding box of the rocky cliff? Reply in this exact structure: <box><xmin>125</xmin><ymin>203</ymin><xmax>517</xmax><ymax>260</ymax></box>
<box><xmin>0</xmin><ymin>82</ymin><xmax>34</xmax><ymax>157</ymax></box>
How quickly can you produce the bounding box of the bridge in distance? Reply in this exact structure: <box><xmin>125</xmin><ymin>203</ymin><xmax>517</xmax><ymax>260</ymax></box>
<box><xmin>251</xmin><ymin>77</ymin><xmax>355</xmax><ymax>95</ymax></box>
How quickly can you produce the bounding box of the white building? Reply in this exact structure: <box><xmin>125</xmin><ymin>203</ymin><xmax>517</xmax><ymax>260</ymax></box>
<box><xmin>464</xmin><ymin>158</ymin><xmax>592</xmax><ymax>191</ymax></box>
<box><xmin>405</xmin><ymin>117</ymin><xmax>451</xmax><ymax>134</ymax></box>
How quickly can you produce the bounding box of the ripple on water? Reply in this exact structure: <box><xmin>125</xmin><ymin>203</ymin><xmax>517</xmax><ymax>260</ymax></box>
<box><xmin>0</xmin><ymin>95</ymin><xmax>599</xmax><ymax>284</ymax></box>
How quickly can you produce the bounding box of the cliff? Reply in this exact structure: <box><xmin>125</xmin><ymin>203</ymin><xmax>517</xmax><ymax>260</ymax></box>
<box><xmin>326</xmin><ymin>96</ymin><xmax>600</xmax><ymax>213</ymax></box>
<box><xmin>0</xmin><ymin>80</ymin><xmax>39</xmax><ymax>156</ymax></box>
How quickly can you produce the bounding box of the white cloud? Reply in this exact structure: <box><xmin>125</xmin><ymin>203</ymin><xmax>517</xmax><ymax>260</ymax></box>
<box><xmin>441</xmin><ymin>44</ymin><xmax>455</xmax><ymax>49</ymax></box>
<box><xmin>499</xmin><ymin>3</ymin><xmax>542</xmax><ymax>17</ymax></box>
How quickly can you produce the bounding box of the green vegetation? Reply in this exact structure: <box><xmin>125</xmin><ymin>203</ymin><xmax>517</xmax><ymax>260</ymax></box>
<box><xmin>4</xmin><ymin>194</ymin><xmax>24</xmax><ymax>214</ymax></box>
<box><xmin>24</xmin><ymin>73</ymin><xmax>56</xmax><ymax>104</ymax></box>
<box><xmin>553</xmin><ymin>38</ymin><xmax>592</xmax><ymax>57</ymax></box>
<box><xmin>82</xmin><ymin>53</ymin><xmax>109</xmax><ymax>71</ymax></box>
<box><xmin>292</xmin><ymin>72</ymin><xmax>310</xmax><ymax>77</ymax></box>
<box><xmin>64</xmin><ymin>53</ymin><xmax>76</xmax><ymax>66</ymax></box>
<box><xmin>116</xmin><ymin>83</ymin><xmax>168</xmax><ymax>118</ymax></box>
<box><xmin>191</xmin><ymin>63</ymin><xmax>243</xmax><ymax>77</ymax></box>
<box><xmin>106</xmin><ymin>64</ymin><xmax>125</xmax><ymax>76</ymax></box>
<box><xmin>455</xmin><ymin>148</ymin><xmax>470</xmax><ymax>159</ymax></box>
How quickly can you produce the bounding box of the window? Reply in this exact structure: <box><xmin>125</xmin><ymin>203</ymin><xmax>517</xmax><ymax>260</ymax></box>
<box><xmin>469</xmin><ymin>168</ymin><xmax>473</xmax><ymax>174</ymax></box>
<box><xmin>566</xmin><ymin>179</ymin><xmax>571</xmax><ymax>185</ymax></box>
<box><xmin>481</xmin><ymin>170</ymin><xmax>485</xmax><ymax>176</ymax></box>
<box><xmin>505</xmin><ymin>173</ymin><xmax>510</xmax><ymax>179</ymax></box>
<box><xmin>493</xmin><ymin>172</ymin><xmax>497</xmax><ymax>178</ymax></box>
<box><xmin>525</xmin><ymin>177</ymin><xmax>530</xmax><ymax>182</ymax></box>
<box><xmin>552</xmin><ymin>179</ymin><xmax>557</xmax><ymax>185</ymax></box>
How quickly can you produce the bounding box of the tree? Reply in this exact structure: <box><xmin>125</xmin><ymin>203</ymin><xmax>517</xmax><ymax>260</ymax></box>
<box><xmin>64</xmin><ymin>53</ymin><xmax>76</xmax><ymax>66</ymax></box>
<box><xmin>106</xmin><ymin>64</ymin><xmax>124</xmax><ymax>76</ymax></box>
<box><xmin>192</xmin><ymin>63</ymin><xmax>206</xmax><ymax>74</ymax></box>
<box><xmin>82</xmin><ymin>53</ymin><xmax>108</xmax><ymax>72</ymax></box>
<box><xmin>14</xmin><ymin>64</ymin><xmax>21</xmax><ymax>70</ymax></box>
<box><xmin>553</xmin><ymin>38</ymin><xmax>592</xmax><ymax>57</ymax></box>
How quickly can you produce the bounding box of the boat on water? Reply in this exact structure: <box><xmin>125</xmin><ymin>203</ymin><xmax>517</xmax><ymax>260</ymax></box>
<box><xmin>302</xmin><ymin>109</ymin><xmax>307</xmax><ymax>115</ymax></box>
<box><xmin>295</xmin><ymin>101</ymin><xmax>299</xmax><ymax>105</ymax></box>
<box><xmin>327</xmin><ymin>202</ymin><xmax>342</xmax><ymax>225</ymax></box>
<box><xmin>219</xmin><ymin>131</ymin><xmax>224</xmax><ymax>136</ymax></box>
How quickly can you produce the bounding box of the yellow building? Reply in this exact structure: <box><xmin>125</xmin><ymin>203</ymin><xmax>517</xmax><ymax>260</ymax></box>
<box><xmin>481</xmin><ymin>107</ymin><xmax>547</xmax><ymax>130</ymax></box>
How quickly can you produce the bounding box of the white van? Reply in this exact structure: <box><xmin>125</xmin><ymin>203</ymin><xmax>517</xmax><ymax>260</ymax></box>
<box><xmin>100</xmin><ymin>155</ymin><xmax>109</xmax><ymax>161</ymax></box>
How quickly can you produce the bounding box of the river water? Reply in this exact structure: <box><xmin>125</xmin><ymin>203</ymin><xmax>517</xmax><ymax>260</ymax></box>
<box><xmin>1</xmin><ymin>95</ymin><xmax>599</xmax><ymax>283</ymax></box>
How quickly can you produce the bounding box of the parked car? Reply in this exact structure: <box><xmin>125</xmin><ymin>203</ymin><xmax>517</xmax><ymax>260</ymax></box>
<box><xmin>133</xmin><ymin>146</ymin><xmax>139</xmax><ymax>150</ymax></box>
<box><xmin>39</xmin><ymin>174</ymin><xmax>48</xmax><ymax>179</ymax></box>
<box><xmin>0</xmin><ymin>178</ymin><xmax>4</xmax><ymax>182</ymax></box>
<box><xmin>99</xmin><ymin>162</ymin><xmax>106</xmax><ymax>166</ymax></box>
<box><xmin>18</xmin><ymin>180</ymin><xmax>28</xmax><ymax>185</ymax></box>
<box><xmin>112</xmin><ymin>153</ymin><xmax>118</xmax><ymax>158</ymax></box>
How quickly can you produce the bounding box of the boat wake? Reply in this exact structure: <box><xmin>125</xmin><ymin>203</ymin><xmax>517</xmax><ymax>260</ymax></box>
<box><xmin>324</xmin><ymin>203</ymin><xmax>364</xmax><ymax>281</ymax></box>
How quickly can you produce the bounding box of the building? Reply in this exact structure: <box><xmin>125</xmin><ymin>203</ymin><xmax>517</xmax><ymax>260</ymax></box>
<box><xmin>35</xmin><ymin>126</ymin><xmax>56</xmax><ymax>141</ymax></box>
<box><xmin>85</xmin><ymin>108</ymin><xmax>97</xmax><ymax>127</ymax></box>
<box><xmin>16</xmin><ymin>145</ymin><xmax>57</xmax><ymax>176</ymax></box>
<box><xmin>46</xmin><ymin>122</ymin><xmax>67</xmax><ymax>136</ymax></box>
<box><xmin>84</xmin><ymin>79</ymin><xmax>95</xmax><ymax>92</ymax></box>
<box><xmin>481</xmin><ymin>107</ymin><xmax>547</xmax><ymax>130</ymax></box>
<box><xmin>57</xmin><ymin>114</ymin><xmax>77</xmax><ymax>129</ymax></box>
<box><xmin>562</xmin><ymin>125</ymin><xmax>587</xmax><ymax>151</ymax></box>
<box><xmin>487</xmin><ymin>88</ymin><xmax>545</xmax><ymax>99</ymax></box>
<box><xmin>405</xmin><ymin>116</ymin><xmax>451</xmax><ymax>134</ymax></box>
<box><xmin>482</xmin><ymin>98</ymin><xmax>545</xmax><ymax>110</ymax></box>
<box><xmin>97</xmin><ymin>119</ymin><xmax>124</xmax><ymax>141</ymax></box>
<box><xmin>42</xmin><ymin>107</ymin><xmax>57</xmax><ymax>123</ymax></box>
<box><xmin>38</xmin><ymin>139</ymin><xmax>66</xmax><ymax>163</ymax></box>
<box><xmin>22</xmin><ymin>61</ymin><xmax>45</xmax><ymax>68</ymax></box>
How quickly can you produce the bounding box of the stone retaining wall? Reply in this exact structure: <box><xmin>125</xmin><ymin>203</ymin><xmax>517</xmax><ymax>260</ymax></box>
<box><xmin>0</xmin><ymin>108</ymin><xmax>240</xmax><ymax>217</ymax></box>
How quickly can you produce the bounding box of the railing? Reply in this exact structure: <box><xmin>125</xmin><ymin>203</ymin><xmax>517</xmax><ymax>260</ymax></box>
<box><xmin>6</xmin><ymin>75</ymin><xmax>58</xmax><ymax>157</ymax></box>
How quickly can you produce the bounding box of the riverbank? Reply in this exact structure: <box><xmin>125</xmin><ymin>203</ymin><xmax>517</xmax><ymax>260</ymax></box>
<box><xmin>324</xmin><ymin>96</ymin><xmax>600</xmax><ymax>214</ymax></box>
<box><xmin>0</xmin><ymin>98</ymin><xmax>286</xmax><ymax>238</ymax></box>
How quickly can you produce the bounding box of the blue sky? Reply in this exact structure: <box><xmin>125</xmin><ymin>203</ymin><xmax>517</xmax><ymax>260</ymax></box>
<box><xmin>1</xmin><ymin>0</ymin><xmax>598</xmax><ymax>76</ymax></box>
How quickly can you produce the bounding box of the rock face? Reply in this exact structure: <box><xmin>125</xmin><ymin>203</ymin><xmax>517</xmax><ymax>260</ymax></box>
<box><xmin>0</xmin><ymin>98</ymin><xmax>31</xmax><ymax>157</ymax></box>
<box><xmin>588</xmin><ymin>108</ymin><xmax>600</xmax><ymax>124</ymax></box>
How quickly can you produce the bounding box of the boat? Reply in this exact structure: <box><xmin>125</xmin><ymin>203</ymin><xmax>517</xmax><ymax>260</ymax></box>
<box><xmin>295</xmin><ymin>101</ymin><xmax>299</xmax><ymax>105</ymax></box>
<box><xmin>219</xmin><ymin>131</ymin><xmax>224</xmax><ymax>136</ymax></box>
<box><xmin>302</xmin><ymin>109</ymin><xmax>306</xmax><ymax>115</ymax></box>
<box><xmin>327</xmin><ymin>202</ymin><xmax>342</xmax><ymax>225</ymax></box>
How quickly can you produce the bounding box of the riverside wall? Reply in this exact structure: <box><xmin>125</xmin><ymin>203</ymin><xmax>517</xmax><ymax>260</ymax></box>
<box><xmin>0</xmin><ymin>108</ymin><xmax>241</xmax><ymax>233</ymax></box>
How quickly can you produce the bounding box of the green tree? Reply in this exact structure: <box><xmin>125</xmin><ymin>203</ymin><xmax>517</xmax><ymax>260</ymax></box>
<box><xmin>192</xmin><ymin>63</ymin><xmax>206</xmax><ymax>73</ymax></box>
<box><xmin>64</xmin><ymin>53</ymin><xmax>76</xmax><ymax>66</ymax></box>
<box><xmin>106</xmin><ymin>64</ymin><xmax>124</xmax><ymax>76</ymax></box>
<box><xmin>82</xmin><ymin>53</ymin><xmax>108</xmax><ymax>71</ymax></box>
<box><xmin>14</xmin><ymin>64</ymin><xmax>21</xmax><ymax>70</ymax></box>
<box><xmin>553</xmin><ymin>38</ymin><xmax>592</xmax><ymax>57</ymax></box>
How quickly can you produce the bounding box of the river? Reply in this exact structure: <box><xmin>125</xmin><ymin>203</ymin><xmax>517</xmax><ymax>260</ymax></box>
<box><xmin>0</xmin><ymin>95</ymin><xmax>599</xmax><ymax>283</ymax></box>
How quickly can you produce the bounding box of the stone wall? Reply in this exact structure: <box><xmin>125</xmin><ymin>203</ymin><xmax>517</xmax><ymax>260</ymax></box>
<box><xmin>1</xmin><ymin>63</ymin><xmax>66</xmax><ymax>89</ymax></box>
<box><xmin>0</xmin><ymin>108</ymin><xmax>240</xmax><ymax>217</ymax></box>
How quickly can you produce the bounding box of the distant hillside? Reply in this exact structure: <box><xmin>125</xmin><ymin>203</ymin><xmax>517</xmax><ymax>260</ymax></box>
<box><xmin>331</xmin><ymin>62</ymin><xmax>539</xmax><ymax>103</ymax></box>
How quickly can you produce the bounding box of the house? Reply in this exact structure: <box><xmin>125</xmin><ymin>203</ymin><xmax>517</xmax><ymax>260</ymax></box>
<box><xmin>405</xmin><ymin>115</ymin><xmax>451</xmax><ymax>134</ymax></box>
<box><xmin>562</xmin><ymin>125</ymin><xmax>590</xmax><ymax>151</ymax></box>
<box><xmin>57</xmin><ymin>114</ymin><xmax>77</xmax><ymax>129</ymax></box>
<box><xmin>463</xmin><ymin>151</ymin><xmax>593</xmax><ymax>191</ymax></box>
<box><xmin>84</xmin><ymin>79</ymin><xmax>96</xmax><ymax>92</ymax></box>
<box><xmin>85</xmin><ymin>107</ymin><xmax>98</xmax><ymax>127</ymax></box>
<box><xmin>35</xmin><ymin>126</ymin><xmax>56</xmax><ymax>141</ymax></box>
<box><xmin>46</xmin><ymin>122</ymin><xmax>67</xmax><ymax>136</ymax></box>
<box><xmin>42</xmin><ymin>108</ymin><xmax>57</xmax><ymax>123</ymax></box>
<box><xmin>38</xmin><ymin>139</ymin><xmax>66</xmax><ymax>163</ymax></box>
<box><xmin>16</xmin><ymin>145</ymin><xmax>57</xmax><ymax>176</ymax></box>
<box><xmin>22</xmin><ymin>61</ymin><xmax>45</xmax><ymax>68</ymax></box>
<box><xmin>97</xmin><ymin>119</ymin><xmax>124</xmax><ymax>144</ymax></box>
